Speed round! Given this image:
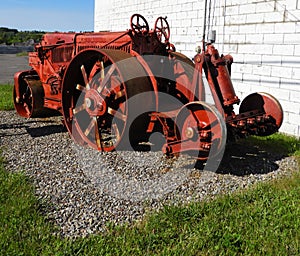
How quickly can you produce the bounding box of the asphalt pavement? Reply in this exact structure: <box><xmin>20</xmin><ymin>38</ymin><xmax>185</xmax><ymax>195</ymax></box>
<box><xmin>0</xmin><ymin>54</ymin><xmax>30</xmax><ymax>84</ymax></box>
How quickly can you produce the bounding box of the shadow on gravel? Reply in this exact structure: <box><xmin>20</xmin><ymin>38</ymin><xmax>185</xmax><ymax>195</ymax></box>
<box><xmin>26</xmin><ymin>124</ymin><xmax>67</xmax><ymax>137</ymax></box>
<box><xmin>0</xmin><ymin>120</ymin><xmax>66</xmax><ymax>138</ymax></box>
<box><xmin>0</xmin><ymin>123</ymin><xmax>31</xmax><ymax>137</ymax></box>
<box><xmin>0</xmin><ymin>114</ymin><xmax>289</xmax><ymax>177</ymax></box>
<box><xmin>135</xmin><ymin>137</ymin><xmax>284</xmax><ymax>176</ymax></box>
<box><xmin>216</xmin><ymin>139</ymin><xmax>282</xmax><ymax>176</ymax></box>
<box><xmin>0</xmin><ymin>120</ymin><xmax>57</xmax><ymax>129</ymax></box>
<box><xmin>0</xmin><ymin>123</ymin><xmax>30</xmax><ymax>130</ymax></box>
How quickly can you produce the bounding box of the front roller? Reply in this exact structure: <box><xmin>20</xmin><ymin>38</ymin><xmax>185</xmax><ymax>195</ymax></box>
<box><xmin>13</xmin><ymin>71</ymin><xmax>57</xmax><ymax>118</ymax></box>
<box><xmin>62</xmin><ymin>49</ymin><xmax>155</xmax><ymax>151</ymax></box>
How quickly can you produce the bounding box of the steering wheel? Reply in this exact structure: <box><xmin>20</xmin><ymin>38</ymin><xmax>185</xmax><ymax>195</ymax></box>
<box><xmin>130</xmin><ymin>14</ymin><xmax>149</xmax><ymax>35</ymax></box>
<box><xmin>154</xmin><ymin>17</ymin><xmax>170</xmax><ymax>43</ymax></box>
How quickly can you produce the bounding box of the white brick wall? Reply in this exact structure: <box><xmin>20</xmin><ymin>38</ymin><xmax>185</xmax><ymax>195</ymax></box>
<box><xmin>95</xmin><ymin>0</ymin><xmax>300</xmax><ymax>137</ymax></box>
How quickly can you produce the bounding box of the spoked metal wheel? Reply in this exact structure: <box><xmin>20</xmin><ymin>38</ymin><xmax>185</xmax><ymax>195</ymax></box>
<box><xmin>130</xmin><ymin>14</ymin><xmax>149</xmax><ymax>35</ymax></box>
<box><xmin>154</xmin><ymin>16</ymin><xmax>170</xmax><ymax>43</ymax></box>
<box><xmin>62</xmin><ymin>49</ymin><xmax>154</xmax><ymax>151</ymax></box>
<box><xmin>174</xmin><ymin>101</ymin><xmax>227</xmax><ymax>160</ymax></box>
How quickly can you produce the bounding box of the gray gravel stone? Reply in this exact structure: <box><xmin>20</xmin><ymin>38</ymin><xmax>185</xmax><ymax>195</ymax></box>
<box><xmin>0</xmin><ymin>110</ymin><xmax>298</xmax><ymax>238</ymax></box>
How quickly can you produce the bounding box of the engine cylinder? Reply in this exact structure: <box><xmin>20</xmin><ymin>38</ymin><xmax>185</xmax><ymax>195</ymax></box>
<box><xmin>216</xmin><ymin>64</ymin><xmax>240</xmax><ymax>106</ymax></box>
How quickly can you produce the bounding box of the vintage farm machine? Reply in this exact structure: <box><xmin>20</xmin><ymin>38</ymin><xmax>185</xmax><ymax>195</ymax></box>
<box><xmin>14</xmin><ymin>14</ymin><xmax>283</xmax><ymax>160</ymax></box>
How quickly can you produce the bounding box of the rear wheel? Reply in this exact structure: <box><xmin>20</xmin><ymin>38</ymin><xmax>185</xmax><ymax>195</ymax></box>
<box><xmin>62</xmin><ymin>49</ymin><xmax>154</xmax><ymax>151</ymax></box>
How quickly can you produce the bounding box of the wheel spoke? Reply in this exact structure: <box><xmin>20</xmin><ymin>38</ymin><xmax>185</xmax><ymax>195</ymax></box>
<box><xmin>88</xmin><ymin>60</ymin><xmax>102</xmax><ymax>82</ymax></box>
<box><xmin>100</xmin><ymin>61</ymin><xmax>105</xmax><ymax>80</ymax></box>
<box><xmin>97</xmin><ymin>64</ymin><xmax>116</xmax><ymax>93</ymax></box>
<box><xmin>94</xmin><ymin>117</ymin><xmax>102</xmax><ymax>150</ymax></box>
<box><xmin>81</xmin><ymin>65</ymin><xmax>90</xmax><ymax>89</ymax></box>
<box><xmin>114</xmin><ymin>89</ymin><xmax>126</xmax><ymax>100</ymax></box>
<box><xmin>190</xmin><ymin>110</ymin><xmax>201</xmax><ymax>126</ymax></box>
<box><xmin>107</xmin><ymin>107</ymin><xmax>127</xmax><ymax>122</ymax></box>
<box><xmin>112</xmin><ymin>123</ymin><xmax>120</xmax><ymax>142</ymax></box>
<box><xmin>73</xmin><ymin>104</ymin><xmax>86</xmax><ymax>114</ymax></box>
<box><xmin>84</xmin><ymin>118</ymin><xmax>96</xmax><ymax>136</ymax></box>
<box><xmin>24</xmin><ymin>103</ymin><xmax>31</xmax><ymax>115</ymax></box>
<box><xmin>76</xmin><ymin>84</ymin><xmax>87</xmax><ymax>92</ymax></box>
<box><xmin>207</xmin><ymin>119</ymin><xmax>219</xmax><ymax>129</ymax></box>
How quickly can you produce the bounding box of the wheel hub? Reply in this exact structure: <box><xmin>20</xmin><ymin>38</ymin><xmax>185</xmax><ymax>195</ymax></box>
<box><xmin>185</xmin><ymin>126</ymin><xmax>196</xmax><ymax>139</ymax></box>
<box><xmin>84</xmin><ymin>89</ymin><xmax>106</xmax><ymax>116</ymax></box>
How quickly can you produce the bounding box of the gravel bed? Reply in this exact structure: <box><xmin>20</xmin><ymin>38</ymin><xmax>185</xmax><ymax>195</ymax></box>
<box><xmin>0</xmin><ymin>110</ymin><xmax>299</xmax><ymax>238</ymax></box>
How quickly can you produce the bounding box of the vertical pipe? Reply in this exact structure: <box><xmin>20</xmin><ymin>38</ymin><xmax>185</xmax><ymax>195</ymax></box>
<box><xmin>202</xmin><ymin>0</ymin><xmax>208</xmax><ymax>51</ymax></box>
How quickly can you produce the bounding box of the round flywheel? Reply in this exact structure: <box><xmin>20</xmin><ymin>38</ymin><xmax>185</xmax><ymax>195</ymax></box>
<box><xmin>62</xmin><ymin>49</ymin><xmax>154</xmax><ymax>151</ymax></box>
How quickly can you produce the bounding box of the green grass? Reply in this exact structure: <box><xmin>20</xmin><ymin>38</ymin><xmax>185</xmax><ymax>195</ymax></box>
<box><xmin>0</xmin><ymin>84</ymin><xmax>14</xmax><ymax>110</ymax></box>
<box><xmin>0</xmin><ymin>155</ymin><xmax>58</xmax><ymax>255</ymax></box>
<box><xmin>94</xmin><ymin>173</ymin><xmax>300</xmax><ymax>255</ymax></box>
<box><xmin>246</xmin><ymin>133</ymin><xmax>300</xmax><ymax>157</ymax></box>
<box><xmin>0</xmin><ymin>135</ymin><xmax>299</xmax><ymax>255</ymax></box>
